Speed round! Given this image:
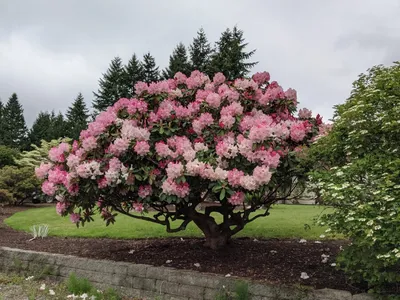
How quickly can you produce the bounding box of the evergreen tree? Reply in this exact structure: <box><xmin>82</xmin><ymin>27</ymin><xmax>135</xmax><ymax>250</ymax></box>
<box><xmin>162</xmin><ymin>43</ymin><xmax>191</xmax><ymax>79</ymax></box>
<box><xmin>50</xmin><ymin>112</ymin><xmax>67</xmax><ymax>140</ymax></box>
<box><xmin>142</xmin><ymin>52</ymin><xmax>160</xmax><ymax>83</ymax></box>
<box><xmin>66</xmin><ymin>93</ymin><xmax>89</xmax><ymax>140</ymax></box>
<box><xmin>28</xmin><ymin>111</ymin><xmax>53</xmax><ymax>146</ymax></box>
<box><xmin>209</xmin><ymin>26</ymin><xmax>258</xmax><ymax>80</ymax></box>
<box><xmin>189</xmin><ymin>28</ymin><xmax>213</xmax><ymax>75</ymax></box>
<box><xmin>2</xmin><ymin>93</ymin><xmax>28</xmax><ymax>149</ymax></box>
<box><xmin>93</xmin><ymin>56</ymin><xmax>126</xmax><ymax>114</ymax></box>
<box><xmin>123</xmin><ymin>54</ymin><xmax>144</xmax><ymax>97</ymax></box>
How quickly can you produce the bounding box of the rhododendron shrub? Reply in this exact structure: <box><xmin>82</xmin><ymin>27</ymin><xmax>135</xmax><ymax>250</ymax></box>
<box><xmin>309</xmin><ymin>63</ymin><xmax>400</xmax><ymax>294</ymax></box>
<box><xmin>37</xmin><ymin>70</ymin><xmax>322</xmax><ymax>249</ymax></box>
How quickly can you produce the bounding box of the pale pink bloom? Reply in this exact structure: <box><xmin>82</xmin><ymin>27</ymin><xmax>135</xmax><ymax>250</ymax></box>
<box><xmin>227</xmin><ymin>169</ymin><xmax>244</xmax><ymax>187</ymax></box>
<box><xmin>240</xmin><ymin>175</ymin><xmax>258</xmax><ymax>191</ymax></box>
<box><xmin>213</xmin><ymin>72</ymin><xmax>226</xmax><ymax>85</ymax></box>
<box><xmin>76</xmin><ymin>161</ymin><xmax>102</xmax><ymax>179</ymax></box>
<box><xmin>220</xmin><ymin>102</ymin><xmax>244</xmax><ymax>117</ymax></box>
<box><xmin>155</xmin><ymin>142</ymin><xmax>172</xmax><ymax>157</ymax></box>
<box><xmin>252</xmin><ymin>72</ymin><xmax>270</xmax><ymax>85</ymax></box>
<box><xmin>98</xmin><ymin>177</ymin><xmax>108</xmax><ymax>188</ymax></box>
<box><xmin>298</xmin><ymin>108</ymin><xmax>312</xmax><ymax>119</ymax></box>
<box><xmin>290</xmin><ymin>122</ymin><xmax>307</xmax><ymax>142</ymax></box>
<box><xmin>134</xmin><ymin>141</ymin><xmax>150</xmax><ymax>156</ymax></box>
<box><xmin>56</xmin><ymin>201</ymin><xmax>69</xmax><ymax>216</ymax></box>
<box><xmin>48</xmin><ymin>147</ymin><xmax>65</xmax><ymax>163</ymax></box>
<box><xmin>166</xmin><ymin>162</ymin><xmax>184</xmax><ymax>180</ymax></box>
<box><xmin>48</xmin><ymin>168</ymin><xmax>68</xmax><ymax>185</ymax></box>
<box><xmin>216</xmin><ymin>140</ymin><xmax>238</xmax><ymax>159</ymax></box>
<box><xmin>138</xmin><ymin>185</ymin><xmax>153</xmax><ymax>198</ymax></box>
<box><xmin>214</xmin><ymin>167</ymin><xmax>228</xmax><ymax>180</ymax></box>
<box><xmin>253</xmin><ymin>166</ymin><xmax>272</xmax><ymax>185</ymax></box>
<box><xmin>234</xmin><ymin>78</ymin><xmax>258</xmax><ymax>91</ymax></box>
<box><xmin>70</xmin><ymin>213</ymin><xmax>80</xmax><ymax>224</ymax></box>
<box><xmin>35</xmin><ymin>163</ymin><xmax>53</xmax><ymax>179</ymax></box>
<box><xmin>133</xmin><ymin>202</ymin><xmax>144</xmax><ymax>212</ymax></box>
<box><xmin>192</xmin><ymin>113</ymin><xmax>214</xmax><ymax>134</ymax></box>
<box><xmin>182</xmin><ymin>149</ymin><xmax>196</xmax><ymax>162</ymax></box>
<box><xmin>228</xmin><ymin>191</ymin><xmax>245</xmax><ymax>206</ymax></box>
<box><xmin>169</xmin><ymin>88</ymin><xmax>183</xmax><ymax>99</ymax></box>
<box><xmin>82</xmin><ymin>136</ymin><xmax>98</xmax><ymax>152</ymax></box>
<box><xmin>174</xmin><ymin>72</ymin><xmax>187</xmax><ymax>84</ymax></box>
<box><xmin>42</xmin><ymin>181</ymin><xmax>57</xmax><ymax>196</ymax></box>
<box><xmin>204</xmin><ymin>83</ymin><xmax>215</xmax><ymax>91</ymax></box>
<box><xmin>161</xmin><ymin>179</ymin><xmax>190</xmax><ymax>198</ymax></box>
<box><xmin>134</xmin><ymin>82</ymin><xmax>148</xmax><ymax>95</ymax></box>
<box><xmin>109</xmin><ymin>138</ymin><xmax>130</xmax><ymax>156</ymax></box>
<box><xmin>66</xmin><ymin>154</ymin><xmax>80</xmax><ymax>169</ymax></box>
<box><xmin>186</xmin><ymin>70</ymin><xmax>210</xmax><ymax>89</ymax></box>
<box><xmin>285</xmin><ymin>88</ymin><xmax>297</xmax><ymax>103</ymax></box>
<box><xmin>205</xmin><ymin>92</ymin><xmax>221</xmax><ymax>108</ymax></box>
<box><xmin>219</xmin><ymin>115</ymin><xmax>235</xmax><ymax>129</ymax></box>
<box><xmin>194</xmin><ymin>142</ymin><xmax>208</xmax><ymax>152</ymax></box>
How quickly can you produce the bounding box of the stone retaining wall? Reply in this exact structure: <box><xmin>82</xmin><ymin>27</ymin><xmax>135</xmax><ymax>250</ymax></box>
<box><xmin>0</xmin><ymin>247</ymin><xmax>374</xmax><ymax>300</ymax></box>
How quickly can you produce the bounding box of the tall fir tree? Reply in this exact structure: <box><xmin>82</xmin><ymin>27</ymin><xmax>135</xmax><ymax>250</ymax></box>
<box><xmin>123</xmin><ymin>54</ymin><xmax>144</xmax><ymax>97</ymax></box>
<box><xmin>49</xmin><ymin>111</ymin><xmax>67</xmax><ymax>140</ymax></box>
<box><xmin>93</xmin><ymin>56</ymin><xmax>126</xmax><ymax>114</ymax></box>
<box><xmin>28</xmin><ymin>111</ymin><xmax>53</xmax><ymax>146</ymax></box>
<box><xmin>162</xmin><ymin>43</ymin><xmax>191</xmax><ymax>79</ymax></box>
<box><xmin>2</xmin><ymin>93</ymin><xmax>28</xmax><ymax>149</ymax></box>
<box><xmin>209</xmin><ymin>26</ymin><xmax>258</xmax><ymax>80</ymax></box>
<box><xmin>142</xmin><ymin>52</ymin><xmax>160</xmax><ymax>83</ymax></box>
<box><xmin>189</xmin><ymin>28</ymin><xmax>213</xmax><ymax>75</ymax></box>
<box><xmin>66</xmin><ymin>93</ymin><xmax>89</xmax><ymax>140</ymax></box>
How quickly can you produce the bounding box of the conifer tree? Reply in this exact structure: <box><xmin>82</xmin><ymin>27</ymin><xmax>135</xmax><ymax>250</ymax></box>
<box><xmin>189</xmin><ymin>28</ymin><xmax>213</xmax><ymax>75</ymax></box>
<box><xmin>209</xmin><ymin>26</ymin><xmax>258</xmax><ymax>80</ymax></box>
<box><xmin>123</xmin><ymin>54</ymin><xmax>144</xmax><ymax>97</ymax></box>
<box><xmin>28</xmin><ymin>111</ymin><xmax>53</xmax><ymax>146</ymax></box>
<box><xmin>50</xmin><ymin>112</ymin><xmax>67</xmax><ymax>140</ymax></box>
<box><xmin>142</xmin><ymin>52</ymin><xmax>160</xmax><ymax>83</ymax></box>
<box><xmin>0</xmin><ymin>100</ymin><xmax>4</xmax><ymax>145</ymax></box>
<box><xmin>93</xmin><ymin>56</ymin><xmax>126</xmax><ymax>114</ymax></box>
<box><xmin>66</xmin><ymin>93</ymin><xmax>89</xmax><ymax>140</ymax></box>
<box><xmin>162</xmin><ymin>43</ymin><xmax>191</xmax><ymax>79</ymax></box>
<box><xmin>2</xmin><ymin>93</ymin><xmax>28</xmax><ymax>149</ymax></box>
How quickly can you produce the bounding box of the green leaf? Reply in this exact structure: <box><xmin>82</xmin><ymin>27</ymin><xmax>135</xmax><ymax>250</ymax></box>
<box><xmin>219</xmin><ymin>189</ymin><xmax>226</xmax><ymax>200</ymax></box>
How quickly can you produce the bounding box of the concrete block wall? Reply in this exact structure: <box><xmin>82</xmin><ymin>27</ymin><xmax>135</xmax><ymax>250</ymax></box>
<box><xmin>0</xmin><ymin>247</ymin><xmax>375</xmax><ymax>300</ymax></box>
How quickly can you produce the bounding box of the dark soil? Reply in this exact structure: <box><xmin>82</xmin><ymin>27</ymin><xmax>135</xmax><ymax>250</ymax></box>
<box><xmin>0</xmin><ymin>205</ymin><xmax>366</xmax><ymax>294</ymax></box>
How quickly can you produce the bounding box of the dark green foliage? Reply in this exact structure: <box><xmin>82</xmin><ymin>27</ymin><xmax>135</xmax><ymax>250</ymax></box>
<box><xmin>1</xmin><ymin>93</ymin><xmax>28</xmax><ymax>149</ymax></box>
<box><xmin>0</xmin><ymin>145</ymin><xmax>19</xmax><ymax>168</ymax></box>
<box><xmin>50</xmin><ymin>111</ymin><xmax>67</xmax><ymax>140</ymax></box>
<box><xmin>163</xmin><ymin>42</ymin><xmax>191</xmax><ymax>79</ymax></box>
<box><xmin>0</xmin><ymin>166</ymin><xmax>39</xmax><ymax>205</ymax></box>
<box><xmin>189</xmin><ymin>28</ymin><xmax>213</xmax><ymax>75</ymax></box>
<box><xmin>28</xmin><ymin>111</ymin><xmax>53</xmax><ymax>146</ymax></box>
<box><xmin>123</xmin><ymin>54</ymin><xmax>144</xmax><ymax>97</ymax></box>
<box><xmin>93</xmin><ymin>57</ymin><xmax>126</xmax><ymax>114</ymax></box>
<box><xmin>66</xmin><ymin>93</ymin><xmax>89</xmax><ymax>140</ymax></box>
<box><xmin>209</xmin><ymin>26</ymin><xmax>258</xmax><ymax>80</ymax></box>
<box><xmin>142</xmin><ymin>52</ymin><xmax>160</xmax><ymax>83</ymax></box>
<box><xmin>0</xmin><ymin>100</ymin><xmax>4</xmax><ymax>145</ymax></box>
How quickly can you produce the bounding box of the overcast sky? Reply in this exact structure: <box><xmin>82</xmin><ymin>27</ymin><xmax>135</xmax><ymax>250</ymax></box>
<box><xmin>0</xmin><ymin>0</ymin><xmax>399</xmax><ymax>126</ymax></box>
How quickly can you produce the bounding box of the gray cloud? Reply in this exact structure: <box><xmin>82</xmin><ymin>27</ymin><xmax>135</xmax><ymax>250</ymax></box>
<box><xmin>0</xmin><ymin>0</ymin><xmax>399</xmax><ymax>126</ymax></box>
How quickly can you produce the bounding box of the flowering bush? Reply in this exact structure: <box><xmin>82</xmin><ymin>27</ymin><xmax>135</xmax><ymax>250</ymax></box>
<box><xmin>310</xmin><ymin>63</ymin><xmax>400</xmax><ymax>294</ymax></box>
<box><xmin>37</xmin><ymin>70</ymin><xmax>322</xmax><ymax>248</ymax></box>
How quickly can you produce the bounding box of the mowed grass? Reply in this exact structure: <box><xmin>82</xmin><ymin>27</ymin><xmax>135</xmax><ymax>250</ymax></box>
<box><xmin>5</xmin><ymin>205</ymin><xmax>335</xmax><ymax>240</ymax></box>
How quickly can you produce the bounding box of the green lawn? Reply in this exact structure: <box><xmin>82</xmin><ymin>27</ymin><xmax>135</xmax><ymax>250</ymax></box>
<box><xmin>5</xmin><ymin>205</ymin><xmax>334</xmax><ymax>240</ymax></box>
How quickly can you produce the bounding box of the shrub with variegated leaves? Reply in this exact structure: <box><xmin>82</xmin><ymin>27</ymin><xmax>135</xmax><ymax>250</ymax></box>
<box><xmin>36</xmin><ymin>70</ymin><xmax>322</xmax><ymax>249</ymax></box>
<box><xmin>309</xmin><ymin>63</ymin><xmax>400</xmax><ymax>295</ymax></box>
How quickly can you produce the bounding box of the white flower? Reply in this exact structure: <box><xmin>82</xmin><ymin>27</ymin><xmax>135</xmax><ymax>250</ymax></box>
<box><xmin>270</xmin><ymin>250</ymin><xmax>277</xmax><ymax>254</ymax></box>
<box><xmin>300</xmin><ymin>272</ymin><xmax>310</xmax><ymax>279</ymax></box>
<box><xmin>39</xmin><ymin>283</ymin><xmax>46</xmax><ymax>290</ymax></box>
<box><xmin>49</xmin><ymin>289</ymin><xmax>55</xmax><ymax>295</ymax></box>
<box><xmin>80</xmin><ymin>293</ymin><xmax>88</xmax><ymax>300</ymax></box>
<box><xmin>314</xmin><ymin>241</ymin><xmax>322</xmax><ymax>244</ymax></box>
<box><xmin>128</xmin><ymin>250</ymin><xmax>135</xmax><ymax>254</ymax></box>
<box><xmin>319</xmin><ymin>234</ymin><xmax>326</xmax><ymax>239</ymax></box>
<box><xmin>166</xmin><ymin>260</ymin><xmax>172</xmax><ymax>264</ymax></box>
<box><xmin>299</xmin><ymin>239</ymin><xmax>307</xmax><ymax>243</ymax></box>
<box><xmin>25</xmin><ymin>276</ymin><xmax>34</xmax><ymax>281</ymax></box>
<box><xmin>194</xmin><ymin>263</ymin><xmax>201</xmax><ymax>268</ymax></box>
<box><xmin>225</xmin><ymin>274</ymin><xmax>231</xmax><ymax>277</ymax></box>
<box><xmin>331</xmin><ymin>263</ymin><xmax>336</xmax><ymax>267</ymax></box>
<box><xmin>67</xmin><ymin>295</ymin><xmax>78</xmax><ymax>300</ymax></box>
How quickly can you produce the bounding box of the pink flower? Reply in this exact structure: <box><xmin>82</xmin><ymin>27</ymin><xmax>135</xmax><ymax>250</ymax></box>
<box><xmin>228</xmin><ymin>191</ymin><xmax>245</xmax><ymax>206</ymax></box>
<box><xmin>298</xmin><ymin>108</ymin><xmax>312</xmax><ymax>119</ymax></box>
<box><xmin>174</xmin><ymin>72</ymin><xmax>187</xmax><ymax>84</ymax></box>
<box><xmin>253</xmin><ymin>166</ymin><xmax>272</xmax><ymax>185</ymax></box>
<box><xmin>70</xmin><ymin>213</ymin><xmax>80</xmax><ymax>224</ymax></box>
<box><xmin>133</xmin><ymin>202</ymin><xmax>144</xmax><ymax>212</ymax></box>
<box><xmin>134</xmin><ymin>82</ymin><xmax>148</xmax><ymax>95</ymax></box>
<box><xmin>48</xmin><ymin>147</ymin><xmax>66</xmax><ymax>163</ymax></box>
<box><xmin>213</xmin><ymin>72</ymin><xmax>226</xmax><ymax>85</ymax></box>
<box><xmin>48</xmin><ymin>168</ymin><xmax>68</xmax><ymax>185</ymax></box>
<box><xmin>134</xmin><ymin>141</ymin><xmax>150</xmax><ymax>156</ymax></box>
<box><xmin>35</xmin><ymin>163</ymin><xmax>53</xmax><ymax>179</ymax></box>
<box><xmin>82</xmin><ymin>136</ymin><xmax>97</xmax><ymax>152</ymax></box>
<box><xmin>161</xmin><ymin>179</ymin><xmax>190</xmax><ymax>198</ymax></box>
<box><xmin>166</xmin><ymin>162</ymin><xmax>184</xmax><ymax>180</ymax></box>
<box><xmin>290</xmin><ymin>122</ymin><xmax>307</xmax><ymax>142</ymax></box>
<box><xmin>98</xmin><ymin>177</ymin><xmax>108</xmax><ymax>188</ymax></box>
<box><xmin>252</xmin><ymin>72</ymin><xmax>270</xmax><ymax>85</ymax></box>
<box><xmin>240</xmin><ymin>175</ymin><xmax>258</xmax><ymax>191</ymax></box>
<box><xmin>227</xmin><ymin>169</ymin><xmax>244</xmax><ymax>187</ymax></box>
<box><xmin>285</xmin><ymin>88</ymin><xmax>297</xmax><ymax>103</ymax></box>
<box><xmin>42</xmin><ymin>181</ymin><xmax>57</xmax><ymax>196</ymax></box>
<box><xmin>66</xmin><ymin>154</ymin><xmax>80</xmax><ymax>169</ymax></box>
<box><xmin>109</xmin><ymin>138</ymin><xmax>130</xmax><ymax>156</ymax></box>
<box><xmin>155</xmin><ymin>142</ymin><xmax>172</xmax><ymax>157</ymax></box>
<box><xmin>56</xmin><ymin>201</ymin><xmax>69</xmax><ymax>216</ymax></box>
<box><xmin>138</xmin><ymin>185</ymin><xmax>152</xmax><ymax>198</ymax></box>
<box><xmin>205</xmin><ymin>92</ymin><xmax>221</xmax><ymax>108</ymax></box>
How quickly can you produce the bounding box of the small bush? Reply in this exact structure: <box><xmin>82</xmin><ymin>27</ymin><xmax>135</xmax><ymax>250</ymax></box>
<box><xmin>0</xmin><ymin>145</ymin><xmax>19</xmax><ymax>168</ymax></box>
<box><xmin>66</xmin><ymin>273</ymin><xmax>92</xmax><ymax>294</ymax></box>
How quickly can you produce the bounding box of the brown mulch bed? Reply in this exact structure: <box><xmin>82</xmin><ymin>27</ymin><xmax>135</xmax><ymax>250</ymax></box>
<box><xmin>0</xmin><ymin>205</ymin><xmax>366</xmax><ymax>294</ymax></box>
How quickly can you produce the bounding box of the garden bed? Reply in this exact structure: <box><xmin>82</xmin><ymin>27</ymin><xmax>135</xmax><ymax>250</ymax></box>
<box><xmin>0</xmin><ymin>205</ymin><xmax>366</xmax><ymax>294</ymax></box>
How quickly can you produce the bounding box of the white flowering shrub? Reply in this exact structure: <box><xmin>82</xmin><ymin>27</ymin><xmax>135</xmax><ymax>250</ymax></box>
<box><xmin>309</xmin><ymin>63</ymin><xmax>400</xmax><ymax>295</ymax></box>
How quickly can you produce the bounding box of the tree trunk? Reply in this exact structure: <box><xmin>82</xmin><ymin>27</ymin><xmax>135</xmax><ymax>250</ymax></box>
<box><xmin>203</xmin><ymin>231</ymin><xmax>231</xmax><ymax>250</ymax></box>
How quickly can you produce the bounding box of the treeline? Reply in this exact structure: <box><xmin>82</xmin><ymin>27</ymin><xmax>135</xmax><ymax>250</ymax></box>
<box><xmin>0</xmin><ymin>26</ymin><xmax>256</xmax><ymax>150</ymax></box>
